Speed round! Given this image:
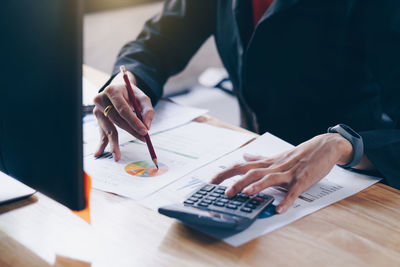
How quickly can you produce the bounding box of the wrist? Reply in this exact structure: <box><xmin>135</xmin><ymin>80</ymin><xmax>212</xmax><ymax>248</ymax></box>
<box><xmin>327</xmin><ymin>124</ymin><xmax>364</xmax><ymax>168</ymax></box>
<box><xmin>327</xmin><ymin>133</ymin><xmax>354</xmax><ymax>165</ymax></box>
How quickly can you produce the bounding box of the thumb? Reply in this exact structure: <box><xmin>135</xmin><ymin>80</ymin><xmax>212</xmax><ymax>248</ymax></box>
<box><xmin>142</xmin><ymin>106</ymin><xmax>155</xmax><ymax>130</ymax></box>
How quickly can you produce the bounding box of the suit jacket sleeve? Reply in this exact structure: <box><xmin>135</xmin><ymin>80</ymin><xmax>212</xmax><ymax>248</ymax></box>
<box><xmin>359</xmin><ymin>1</ymin><xmax>400</xmax><ymax>189</ymax></box>
<box><xmin>101</xmin><ymin>0</ymin><xmax>216</xmax><ymax>104</ymax></box>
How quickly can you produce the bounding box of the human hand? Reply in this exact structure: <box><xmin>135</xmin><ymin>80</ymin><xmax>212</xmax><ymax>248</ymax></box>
<box><xmin>210</xmin><ymin>133</ymin><xmax>353</xmax><ymax>214</ymax></box>
<box><xmin>92</xmin><ymin>71</ymin><xmax>155</xmax><ymax>161</ymax></box>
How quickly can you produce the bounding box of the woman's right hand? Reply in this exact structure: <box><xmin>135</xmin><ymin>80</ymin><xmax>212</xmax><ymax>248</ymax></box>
<box><xmin>92</xmin><ymin>71</ymin><xmax>155</xmax><ymax>161</ymax></box>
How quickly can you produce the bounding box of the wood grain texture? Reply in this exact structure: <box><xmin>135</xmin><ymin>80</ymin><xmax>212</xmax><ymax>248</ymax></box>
<box><xmin>0</xmin><ymin>66</ymin><xmax>399</xmax><ymax>266</ymax></box>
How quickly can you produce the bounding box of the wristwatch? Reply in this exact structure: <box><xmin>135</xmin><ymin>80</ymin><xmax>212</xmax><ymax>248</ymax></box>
<box><xmin>327</xmin><ymin>124</ymin><xmax>364</xmax><ymax>168</ymax></box>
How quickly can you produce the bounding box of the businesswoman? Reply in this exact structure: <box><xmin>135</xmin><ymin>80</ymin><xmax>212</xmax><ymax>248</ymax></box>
<box><xmin>93</xmin><ymin>0</ymin><xmax>400</xmax><ymax>213</ymax></box>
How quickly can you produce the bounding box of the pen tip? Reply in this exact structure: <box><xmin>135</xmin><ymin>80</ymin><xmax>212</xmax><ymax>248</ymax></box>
<box><xmin>153</xmin><ymin>158</ymin><xmax>159</xmax><ymax>170</ymax></box>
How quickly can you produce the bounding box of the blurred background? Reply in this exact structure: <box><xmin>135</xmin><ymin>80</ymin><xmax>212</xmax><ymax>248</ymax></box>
<box><xmin>84</xmin><ymin>0</ymin><xmax>241</xmax><ymax>125</ymax></box>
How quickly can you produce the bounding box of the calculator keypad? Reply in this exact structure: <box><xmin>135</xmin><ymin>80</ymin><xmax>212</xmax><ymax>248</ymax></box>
<box><xmin>183</xmin><ymin>184</ymin><xmax>273</xmax><ymax>219</ymax></box>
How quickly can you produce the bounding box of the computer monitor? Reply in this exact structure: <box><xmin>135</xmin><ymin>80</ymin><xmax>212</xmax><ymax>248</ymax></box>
<box><xmin>0</xmin><ymin>0</ymin><xmax>86</xmax><ymax>210</ymax></box>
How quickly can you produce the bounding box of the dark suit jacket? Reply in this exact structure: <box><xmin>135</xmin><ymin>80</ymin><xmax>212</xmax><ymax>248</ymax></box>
<box><xmin>105</xmin><ymin>0</ymin><xmax>400</xmax><ymax>189</ymax></box>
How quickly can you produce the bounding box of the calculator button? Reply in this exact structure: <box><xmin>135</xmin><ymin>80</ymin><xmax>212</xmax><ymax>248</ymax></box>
<box><xmin>202</xmin><ymin>184</ymin><xmax>215</xmax><ymax>192</ymax></box>
<box><xmin>184</xmin><ymin>200</ymin><xmax>195</xmax><ymax>205</ymax></box>
<box><xmin>249</xmin><ymin>200</ymin><xmax>260</xmax><ymax>205</ymax></box>
<box><xmin>188</xmin><ymin>197</ymin><xmax>198</xmax><ymax>202</ymax></box>
<box><xmin>210</xmin><ymin>193</ymin><xmax>221</xmax><ymax>197</ymax></box>
<box><xmin>198</xmin><ymin>202</ymin><xmax>210</xmax><ymax>207</ymax></box>
<box><xmin>217</xmin><ymin>186</ymin><xmax>227</xmax><ymax>190</ymax></box>
<box><xmin>238</xmin><ymin>193</ymin><xmax>250</xmax><ymax>199</ymax></box>
<box><xmin>245</xmin><ymin>203</ymin><xmax>256</xmax><ymax>209</ymax></box>
<box><xmin>233</xmin><ymin>197</ymin><xmax>247</xmax><ymax>203</ymax></box>
<box><xmin>252</xmin><ymin>197</ymin><xmax>265</xmax><ymax>202</ymax></box>
<box><xmin>202</xmin><ymin>199</ymin><xmax>212</xmax><ymax>204</ymax></box>
<box><xmin>197</xmin><ymin>190</ymin><xmax>207</xmax><ymax>195</ymax></box>
<box><xmin>257</xmin><ymin>193</ymin><xmax>269</xmax><ymax>199</ymax></box>
<box><xmin>226</xmin><ymin>204</ymin><xmax>238</xmax><ymax>209</ymax></box>
<box><xmin>241</xmin><ymin>207</ymin><xmax>252</xmax><ymax>213</ymax></box>
<box><xmin>219</xmin><ymin>195</ymin><xmax>228</xmax><ymax>199</ymax></box>
<box><xmin>192</xmin><ymin>194</ymin><xmax>203</xmax><ymax>199</ymax></box>
<box><xmin>206</xmin><ymin>196</ymin><xmax>217</xmax><ymax>201</ymax></box>
<box><xmin>219</xmin><ymin>198</ymin><xmax>228</xmax><ymax>203</ymax></box>
<box><xmin>215</xmin><ymin>189</ymin><xmax>225</xmax><ymax>194</ymax></box>
<box><xmin>213</xmin><ymin>201</ymin><xmax>226</xmax><ymax>207</ymax></box>
<box><xmin>230</xmin><ymin>201</ymin><xmax>243</xmax><ymax>206</ymax></box>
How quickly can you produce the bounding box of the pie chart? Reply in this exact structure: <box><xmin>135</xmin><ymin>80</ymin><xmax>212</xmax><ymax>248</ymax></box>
<box><xmin>124</xmin><ymin>161</ymin><xmax>168</xmax><ymax>177</ymax></box>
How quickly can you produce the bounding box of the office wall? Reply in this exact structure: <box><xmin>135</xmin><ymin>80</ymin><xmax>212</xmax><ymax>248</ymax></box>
<box><xmin>84</xmin><ymin>2</ymin><xmax>223</xmax><ymax>95</ymax></box>
<box><xmin>85</xmin><ymin>0</ymin><xmax>160</xmax><ymax>13</ymax></box>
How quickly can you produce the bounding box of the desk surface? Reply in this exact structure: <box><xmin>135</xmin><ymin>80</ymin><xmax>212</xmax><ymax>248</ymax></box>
<box><xmin>1</xmin><ymin>66</ymin><xmax>400</xmax><ymax>267</ymax></box>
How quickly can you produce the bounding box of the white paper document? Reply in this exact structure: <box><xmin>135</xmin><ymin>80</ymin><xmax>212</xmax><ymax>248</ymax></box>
<box><xmin>82</xmin><ymin>77</ymin><xmax>99</xmax><ymax>107</ymax></box>
<box><xmin>140</xmin><ymin>133</ymin><xmax>381</xmax><ymax>246</ymax></box>
<box><xmin>0</xmin><ymin>172</ymin><xmax>36</xmax><ymax>204</ymax></box>
<box><xmin>148</xmin><ymin>100</ymin><xmax>208</xmax><ymax>135</ymax></box>
<box><xmin>84</xmin><ymin>122</ymin><xmax>255</xmax><ymax>200</ymax></box>
<box><xmin>83</xmin><ymin>100</ymin><xmax>207</xmax><ymax>156</ymax></box>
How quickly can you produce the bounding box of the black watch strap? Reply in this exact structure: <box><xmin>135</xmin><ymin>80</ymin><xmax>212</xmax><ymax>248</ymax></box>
<box><xmin>327</xmin><ymin>124</ymin><xmax>364</xmax><ymax>168</ymax></box>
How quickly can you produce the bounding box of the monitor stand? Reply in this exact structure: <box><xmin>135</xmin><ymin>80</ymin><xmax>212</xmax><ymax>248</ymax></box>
<box><xmin>0</xmin><ymin>172</ymin><xmax>36</xmax><ymax>205</ymax></box>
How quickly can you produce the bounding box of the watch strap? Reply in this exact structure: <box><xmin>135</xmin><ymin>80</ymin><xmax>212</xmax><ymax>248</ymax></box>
<box><xmin>327</xmin><ymin>124</ymin><xmax>364</xmax><ymax>168</ymax></box>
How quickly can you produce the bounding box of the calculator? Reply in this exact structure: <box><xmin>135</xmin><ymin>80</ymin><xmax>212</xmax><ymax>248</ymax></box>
<box><xmin>158</xmin><ymin>184</ymin><xmax>274</xmax><ymax>231</ymax></box>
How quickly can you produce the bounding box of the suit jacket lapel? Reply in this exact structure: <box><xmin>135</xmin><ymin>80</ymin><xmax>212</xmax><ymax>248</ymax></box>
<box><xmin>259</xmin><ymin>0</ymin><xmax>301</xmax><ymax>23</ymax></box>
<box><xmin>232</xmin><ymin>0</ymin><xmax>253</xmax><ymax>52</ymax></box>
<box><xmin>232</xmin><ymin>0</ymin><xmax>301</xmax><ymax>50</ymax></box>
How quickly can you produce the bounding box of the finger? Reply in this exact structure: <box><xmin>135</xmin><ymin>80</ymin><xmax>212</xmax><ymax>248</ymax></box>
<box><xmin>94</xmin><ymin>92</ymin><xmax>111</xmax><ymax>110</ymax></box>
<box><xmin>94</xmin><ymin>93</ymin><xmax>146</xmax><ymax>142</ymax></box>
<box><xmin>103</xmin><ymin>121</ymin><xmax>121</xmax><ymax>162</ymax></box>
<box><xmin>94</xmin><ymin>128</ymin><xmax>109</xmax><ymax>157</ymax></box>
<box><xmin>210</xmin><ymin>161</ymin><xmax>269</xmax><ymax>185</ymax></box>
<box><xmin>103</xmin><ymin>107</ymin><xmax>146</xmax><ymax>142</ymax></box>
<box><xmin>211</xmin><ymin>162</ymin><xmax>267</xmax><ymax>185</ymax></box>
<box><xmin>93</xmin><ymin>107</ymin><xmax>109</xmax><ymax>157</ymax></box>
<box><xmin>243</xmin><ymin>171</ymin><xmax>291</xmax><ymax>195</ymax></box>
<box><xmin>141</xmin><ymin>105</ymin><xmax>155</xmax><ymax>130</ymax></box>
<box><xmin>136</xmin><ymin>91</ymin><xmax>155</xmax><ymax>129</ymax></box>
<box><xmin>225</xmin><ymin>168</ymin><xmax>269</xmax><ymax>197</ymax></box>
<box><xmin>95</xmin><ymin>108</ymin><xmax>121</xmax><ymax>161</ymax></box>
<box><xmin>104</xmin><ymin>85</ymin><xmax>148</xmax><ymax>136</ymax></box>
<box><xmin>243</xmin><ymin>153</ymin><xmax>265</xmax><ymax>162</ymax></box>
<box><xmin>276</xmin><ymin>183</ymin><xmax>303</xmax><ymax>214</ymax></box>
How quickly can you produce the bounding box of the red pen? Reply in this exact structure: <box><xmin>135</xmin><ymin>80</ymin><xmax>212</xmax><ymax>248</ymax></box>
<box><xmin>120</xmin><ymin>65</ymin><xmax>159</xmax><ymax>169</ymax></box>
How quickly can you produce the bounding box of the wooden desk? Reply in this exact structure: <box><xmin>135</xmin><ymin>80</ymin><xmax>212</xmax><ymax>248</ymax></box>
<box><xmin>1</xmin><ymin>66</ymin><xmax>400</xmax><ymax>266</ymax></box>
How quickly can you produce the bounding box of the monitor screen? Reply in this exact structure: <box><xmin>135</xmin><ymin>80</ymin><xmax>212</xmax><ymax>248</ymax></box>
<box><xmin>0</xmin><ymin>0</ymin><xmax>86</xmax><ymax>210</ymax></box>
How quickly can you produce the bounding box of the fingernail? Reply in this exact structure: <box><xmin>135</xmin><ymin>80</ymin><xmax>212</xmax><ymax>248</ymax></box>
<box><xmin>276</xmin><ymin>206</ymin><xmax>284</xmax><ymax>213</ymax></box>
<box><xmin>145</xmin><ymin>120</ymin><xmax>151</xmax><ymax>130</ymax></box>
<box><xmin>226</xmin><ymin>188</ymin><xmax>234</xmax><ymax>196</ymax></box>
<box><xmin>244</xmin><ymin>187</ymin><xmax>254</xmax><ymax>195</ymax></box>
<box><xmin>140</xmin><ymin>129</ymin><xmax>147</xmax><ymax>135</ymax></box>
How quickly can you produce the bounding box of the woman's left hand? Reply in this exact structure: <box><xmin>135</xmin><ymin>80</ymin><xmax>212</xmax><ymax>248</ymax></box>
<box><xmin>210</xmin><ymin>133</ymin><xmax>354</xmax><ymax>214</ymax></box>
